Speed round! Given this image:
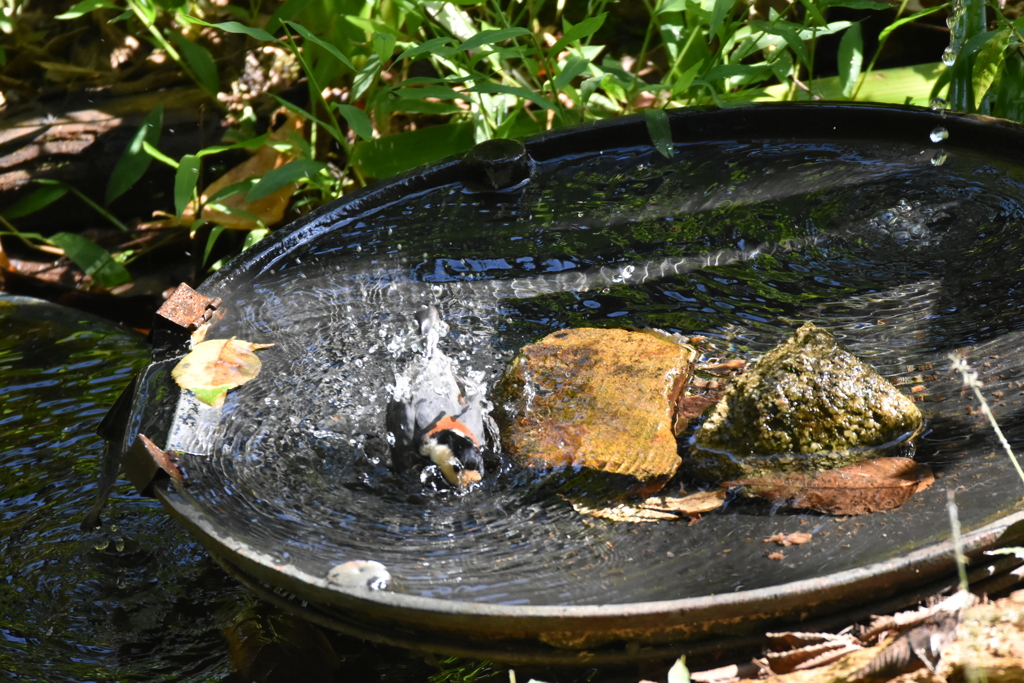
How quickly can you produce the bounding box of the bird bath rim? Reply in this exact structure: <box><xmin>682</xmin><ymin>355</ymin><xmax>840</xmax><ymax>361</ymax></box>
<box><xmin>116</xmin><ymin>102</ymin><xmax>1024</xmax><ymax>663</ymax></box>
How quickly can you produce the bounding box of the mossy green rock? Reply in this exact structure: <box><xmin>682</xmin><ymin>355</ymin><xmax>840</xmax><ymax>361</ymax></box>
<box><xmin>690</xmin><ymin>323</ymin><xmax>923</xmax><ymax>481</ymax></box>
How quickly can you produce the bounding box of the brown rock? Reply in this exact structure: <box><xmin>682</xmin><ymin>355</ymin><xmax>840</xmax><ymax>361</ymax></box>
<box><xmin>494</xmin><ymin>327</ymin><xmax>697</xmax><ymax>501</ymax></box>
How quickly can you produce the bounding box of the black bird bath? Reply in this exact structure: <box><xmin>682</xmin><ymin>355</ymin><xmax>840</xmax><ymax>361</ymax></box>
<box><xmin>110</xmin><ymin>103</ymin><xmax>1024</xmax><ymax>665</ymax></box>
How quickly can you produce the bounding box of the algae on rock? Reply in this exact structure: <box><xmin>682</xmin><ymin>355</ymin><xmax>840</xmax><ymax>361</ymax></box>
<box><xmin>690</xmin><ymin>323</ymin><xmax>923</xmax><ymax>482</ymax></box>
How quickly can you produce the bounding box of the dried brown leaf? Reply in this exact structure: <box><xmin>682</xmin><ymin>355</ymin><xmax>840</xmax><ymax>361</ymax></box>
<box><xmin>171</xmin><ymin>338</ymin><xmax>274</xmax><ymax>409</ymax></box>
<box><xmin>731</xmin><ymin>457</ymin><xmax>935</xmax><ymax>515</ymax></box>
<box><xmin>570</xmin><ymin>489</ymin><xmax>726</xmax><ymax>523</ymax></box>
<box><xmin>765</xmin><ymin>531</ymin><xmax>814</xmax><ymax>546</ymax></box>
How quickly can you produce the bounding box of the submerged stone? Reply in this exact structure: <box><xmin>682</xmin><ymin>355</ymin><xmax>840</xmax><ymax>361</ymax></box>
<box><xmin>494</xmin><ymin>327</ymin><xmax>697</xmax><ymax>502</ymax></box>
<box><xmin>690</xmin><ymin>323</ymin><xmax>923</xmax><ymax>482</ymax></box>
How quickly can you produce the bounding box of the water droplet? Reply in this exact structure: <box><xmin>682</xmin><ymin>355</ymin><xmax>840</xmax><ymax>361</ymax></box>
<box><xmin>930</xmin><ymin>97</ymin><xmax>947</xmax><ymax>112</ymax></box>
<box><xmin>931</xmin><ymin>151</ymin><xmax>948</xmax><ymax>167</ymax></box>
<box><xmin>941</xmin><ymin>48</ymin><xmax>956</xmax><ymax>67</ymax></box>
<box><xmin>930</xmin><ymin>127</ymin><xmax>949</xmax><ymax>143</ymax></box>
<box><xmin>93</xmin><ymin>539</ymin><xmax>109</xmax><ymax>551</ymax></box>
<box><xmin>114</xmin><ymin>537</ymin><xmax>125</xmax><ymax>552</ymax></box>
<box><xmin>116</xmin><ymin>575</ymin><xmax>127</xmax><ymax>589</ymax></box>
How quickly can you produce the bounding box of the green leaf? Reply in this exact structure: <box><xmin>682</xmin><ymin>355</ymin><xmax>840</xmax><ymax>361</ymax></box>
<box><xmin>3</xmin><ymin>184</ymin><xmax>68</xmax><ymax>219</ymax></box>
<box><xmin>207</xmin><ymin>180</ymin><xmax>257</xmax><ymax>203</ymax></box>
<box><xmin>265</xmin><ymin>0</ymin><xmax>314</xmax><ymax>33</ymax></box>
<box><xmin>838</xmin><ymin>23</ymin><xmax>863</xmax><ymax>98</ymax></box>
<box><xmin>203</xmin><ymin>224</ymin><xmax>226</xmax><ymax>265</ymax></box>
<box><xmin>244</xmin><ymin>159</ymin><xmax>325</xmax><ymax>202</ymax></box>
<box><xmin>394</xmin><ymin>85</ymin><xmax>470</xmax><ymax>100</ymax></box>
<box><xmin>796</xmin><ymin>20</ymin><xmax>853</xmax><ymax>40</ymax></box>
<box><xmin>196</xmin><ymin>133</ymin><xmax>269</xmax><ymax>157</ymax></box>
<box><xmin>202</xmin><ymin>19</ymin><xmax>275</xmax><ymax>42</ymax></box>
<box><xmin>457</xmin><ymin>28</ymin><xmax>531</xmax><ymax>53</ymax></box>
<box><xmin>242</xmin><ymin>227</ymin><xmax>270</xmax><ymax>251</ymax></box>
<box><xmin>385</xmin><ymin>99</ymin><xmax>462</xmax><ymax>115</ymax></box>
<box><xmin>142</xmin><ymin>140</ymin><xmax>178</xmax><ymax>168</ymax></box>
<box><xmin>352</xmin><ymin>54</ymin><xmax>381</xmax><ymax>101</ymax></box>
<box><xmin>705</xmin><ymin>63</ymin><xmax>771</xmax><ymax>81</ymax></box>
<box><xmin>56</xmin><ymin>0</ymin><xmax>117</xmax><ymax>20</ymax></box>
<box><xmin>796</xmin><ymin>0</ymin><xmax>827</xmax><ymax>27</ymax></box>
<box><xmin>48</xmin><ymin>232</ymin><xmax>131</xmax><ymax>288</ymax></box>
<box><xmin>174</xmin><ymin>154</ymin><xmax>201</xmax><ymax>216</ymax></box>
<box><xmin>396</xmin><ymin>37</ymin><xmax>458</xmax><ymax>61</ymax></box>
<box><xmin>170</xmin><ymin>33</ymin><xmax>219</xmax><ymax>95</ymax></box>
<box><xmin>466</xmin><ymin>82</ymin><xmax>557</xmax><ymax>111</ymax></box>
<box><xmin>373</xmin><ymin>32</ymin><xmax>397</xmax><ymax>62</ymax></box>
<box><xmin>752</xmin><ymin>20</ymin><xmax>810</xmax><ymax>67</ymax></box>
<box><xmin>551</xmin><ymin>12</ymin><xmax>608</xmax><ymax>55</ymax></box>
<box><xmin>644</xmin><ymin>108</ymin><xmax>674</xmax><ymax>159</ymax></box>
<box><xmin>671</xmin><ymin>59</ymin><xmax>704</xmax><ymax>97</ymax></box>
<box><xmin>351</xmin><ymin>123</ymin><xmax>475</xmax><ymax>178</ymax></box>
<box><xmin>553</xmin><ymin>54</ymin><xmax>591</xmax><ymax>90</ymax></box>
<box><xmin>579</xmin><ymin>76</ymin><xmax>603</xmax><ymax>104</ymax></box>
<box><xmin>334</xmin><ymin>103</ymin><xmax>374</xmax><ymax>140</ymax></box>
<box><xmin>271</xmin><ymin>94</ymin><xmax>342</xmax><ymax>141</ymax></box>
<box><xmin>877</xmin><ymin>4</ymin><xmax>948</xmax><ymax>44</ymax></box>
<box><xmin>707</xmin><ymin>0</ymin><xmax>732</xmax><ymax>36</ymax></box>
<box><xmin>106</xmin><ymin>105</ymin><xmax>163</xmax><ymax>205</ymax></box>
<box><xmin>284</xmin><ymin>21</ymin><xmax>356</xmax><ymax>71</ymax></box>
<box><xmin>819</xmin><ymin>0</ymin><xmax>889</xmax><ymax>8</ymax></box>
<box><xmin>974</xmin><ymin>28</ymin><xmax>1010</xmax><ymax>106</ymax></box>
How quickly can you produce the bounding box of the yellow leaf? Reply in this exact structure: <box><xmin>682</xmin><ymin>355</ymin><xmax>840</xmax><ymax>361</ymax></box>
<box><xmin>171</xmin><ymin>338</ymin><xmax>274</xmax><ymax>408</ymax></box>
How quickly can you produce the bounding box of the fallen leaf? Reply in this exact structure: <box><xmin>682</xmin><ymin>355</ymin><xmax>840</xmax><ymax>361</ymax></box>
<box><xmin>171</xmin><ymin>338</ymin><xmax>274</xmax><ymax>409</ymax></box>
<box><xmin>767</xmin><ymin>551</ymin><xmax>785</xmax><ymax>560</ymax></box>
<box><xmin>141</xmin><ymin>109</ymin><xmax>306</xmax><ymax>231</ymax></box>
<box><xmin>674</xmin><ymin>391</ymin><xmax>725</xmax><ymax>435</ymax></box>
<box><xmin>765</xmin><ymin>531</ymin><xmax>814</xmax><ymax>546</ymax></box>
<box><xmin>765</xmin><ymin>631</ymin><xmax>864</xmax><ymax>674</ymax></box>
<box><xmin>728</xmin><ymin>457</ymin><xmax>935</xmax><ymax>515</ymax></box>
<box><xmin>569</xmin><ymin>489</ymin><xmax>726</xmax><ymax>523</ymax></box>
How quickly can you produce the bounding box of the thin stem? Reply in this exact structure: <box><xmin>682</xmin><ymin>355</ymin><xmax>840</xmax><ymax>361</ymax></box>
<box><xmin>0</xmin><ymin>215</ymin><xmax>64</xmax><ymax>255</ymax></box>
<box><xmin>852</xmin><ymin>0</ymin><xmax>910</xmax><ymax>100</ymax></box>
<box><xmin>950</xmin><ymin>353</ymin><xmax>1024</xmax><ymax>486</ymax></box>
<box><xmin>946</xmin><ymin>490</ymin><xmax>970</xmax><ymax>593</ymax></box>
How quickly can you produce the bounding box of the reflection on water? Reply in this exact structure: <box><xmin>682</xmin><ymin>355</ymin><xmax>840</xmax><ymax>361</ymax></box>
<box><xmin>164</xmin><ymin>139</ymin><xmax>1024</xmax><ymax>606</ymax></box>
<box><xmin>0</xmin><ymin>294</ymin><xmax>501</xmax><ymax>682</ymax></box>
<box><xmin>0</xmin><ymin>295</ymin><xmax>243</xmax><ymax>680</ymax></box>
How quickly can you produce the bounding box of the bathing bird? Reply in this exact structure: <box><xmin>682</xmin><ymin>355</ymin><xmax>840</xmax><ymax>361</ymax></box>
<box><xmin>386</xmin><ymin>306</ymin><xmax>495</xmax><ymax>488</ymax></box>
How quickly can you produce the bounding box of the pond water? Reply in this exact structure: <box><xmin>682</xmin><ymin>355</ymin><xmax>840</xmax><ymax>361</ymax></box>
<box><xmin>0</xmin><ymin>295</ymin><xmax>467</xmax><ymax>681</ymax></box>
<box><xmin>165</xmin><ymin>136</ymin><xmax>1024</xmax><ymax>607</ymax></box>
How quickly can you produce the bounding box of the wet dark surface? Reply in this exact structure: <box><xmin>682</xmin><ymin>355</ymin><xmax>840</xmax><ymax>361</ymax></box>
<box><xmin>158</xmin><ymin>135</ymin><xmax>1024</xmax><ymax>606</ymax></box>
<box><xmin>0</xmin><ymin>295</ymin><xmax>246</xmax><ymax>681</ymax></box>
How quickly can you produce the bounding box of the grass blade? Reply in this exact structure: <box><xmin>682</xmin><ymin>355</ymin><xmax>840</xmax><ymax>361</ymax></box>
<box><xmin>48</xmin><ymin>232</ymin><xmax>131</xmax><ymax>288</ymax></box>
<box><xmin>106</xmin><ymin>106</ymin><xmax>163</xmax><ymax>205</ymax></box>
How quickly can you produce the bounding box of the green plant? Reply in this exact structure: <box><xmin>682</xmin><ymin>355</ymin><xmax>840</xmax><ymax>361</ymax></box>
<box><xmin>2</xmin><ymin>0</ymin><xmax>971</xmax><ymax>283</ymax></box>
<box><xmin>935</xmin><ymin>0</ymin><xmax>1024</xmax><ymax>121</ymax></box>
